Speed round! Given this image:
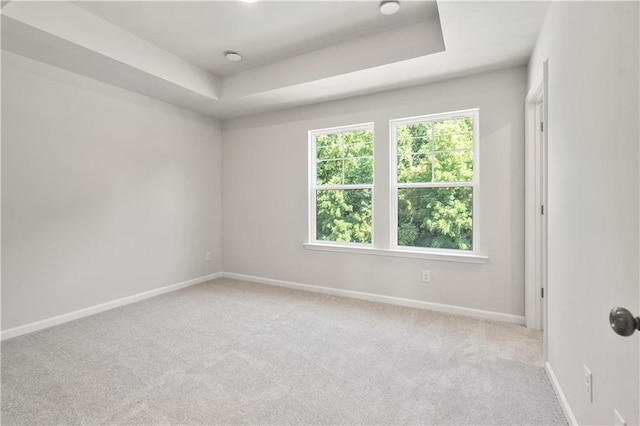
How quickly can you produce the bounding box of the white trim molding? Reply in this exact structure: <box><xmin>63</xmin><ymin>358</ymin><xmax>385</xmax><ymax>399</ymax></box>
<box><xmin>0</xmin><ymin>272</ymin><xmax>222</xmax><ymax>341</ymax></box>
<box><xmin>222</xmin><ymin>272</ymin><xmax>523</xmax><ymax>324</ymax></box>
<box><xmin>2</xmin><ymin>270</ymin><xmax>524</xmax><ymax>341</ymax></box>
<box><xmin>546</xmin><ymin>362</ymin><xmax>577</xmax><ymax>425</ymax></box>
<box><xmin>303</xmin><ymin>242</ymin><xmax>488</xmax><ymax>264</ymax></box>
<box><xmin>524</xmin><ymin>59</ymin><xmax>548</xmax><ymax>332</ymax></box>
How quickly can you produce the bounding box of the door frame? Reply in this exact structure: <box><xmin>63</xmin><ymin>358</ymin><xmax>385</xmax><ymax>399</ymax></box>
<box><xmin>524</xmin><ymin>60</ymin><xmax>548</xmax><ymax>355</ymax></box>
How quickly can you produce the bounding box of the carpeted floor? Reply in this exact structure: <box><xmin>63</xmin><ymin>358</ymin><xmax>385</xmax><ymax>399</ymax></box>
<box><xmin>1</xmin><ymin>278</ymin><xmax>566</xmax><ymax>425</ymax></box>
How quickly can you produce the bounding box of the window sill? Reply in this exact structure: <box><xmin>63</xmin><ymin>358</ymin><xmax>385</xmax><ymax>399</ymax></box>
<box><xmin>302</xmin><ymin>243</ymin><xmax>488</xmax><ymax>264</ymax></box>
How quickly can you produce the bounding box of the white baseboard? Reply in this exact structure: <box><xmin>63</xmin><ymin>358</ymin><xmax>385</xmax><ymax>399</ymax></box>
<box><xmin>2</xmin><ymin>270</ymin><xmax>525</xmax><ymax>341</ymax></box>
<box><xmin>546</xmin><ymin>361</ymin><xmax>577</xmax><ymax>425</ymax></box>
<box><xmin>1</xmin><ymin>272</ymin><xmax>222</xmax><ymax>341</ymax></box>
<box><xmin>221</xmin><ymin>272</ymin><xmax>525</xmax><ymax>325</ymax></box>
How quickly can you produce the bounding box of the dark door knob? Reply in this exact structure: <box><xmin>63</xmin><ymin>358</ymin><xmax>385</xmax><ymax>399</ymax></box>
<box><xmin>609</xmin><ymin>307</ymin><xmax>640</xmax><ymax>337</ymax></box>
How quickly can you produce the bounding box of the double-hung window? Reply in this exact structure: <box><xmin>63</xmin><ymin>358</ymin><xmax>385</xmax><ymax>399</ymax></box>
<box><xmin>308</xmin><ymin>109</ymin><xmax>480</xmax><ymax>259</ymax></box>
<box><xmin>309</xmin><ymin>124</ymin><xmax>374</xmax><ymax>245</ymax></box>
<box><xmin>391</xmin><ymin>109</ymin><xmax>479</xmax><ymax>252</ymax></box>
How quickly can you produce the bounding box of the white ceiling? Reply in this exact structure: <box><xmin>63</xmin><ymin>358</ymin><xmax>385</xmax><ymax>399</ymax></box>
<box><xmin>1</xmin><ymin>1</ymin><xmax>551</xmax><ymax>119</ymax></box>
<box><xmin>73</xmin><ymin>1</ymin><xmax>439</xmax><ymax>76</ymax></box>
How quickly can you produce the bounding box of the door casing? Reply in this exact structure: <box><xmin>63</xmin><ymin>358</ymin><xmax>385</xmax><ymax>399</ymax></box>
<box><xmin>524</xmin><ymin>61</ymin><xmax>548</xmax><ymax>360</ymax></box>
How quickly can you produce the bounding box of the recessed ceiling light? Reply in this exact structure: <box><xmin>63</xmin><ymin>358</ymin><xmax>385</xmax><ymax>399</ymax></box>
<box><xmin>242</xmin><ymin>0</ymin><xmax>259</xmax><ymax>3</ymax></box>
<box><xmin>380</xmin><ymin>0</ymin><xmax>400</xmax><ymax>15</ymax></box>
<box><xmin>225</xmin><ymin>51</ymin><xmax>242</xmax><ymax>62</ymax></box>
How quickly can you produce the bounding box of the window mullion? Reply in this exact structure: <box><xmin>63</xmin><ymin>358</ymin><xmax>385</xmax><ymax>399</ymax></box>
<box><xmin>315</xmin><ymin>184</ymin><xmax>373</xmax><ymax>191</ymax></box>
<box><xmin>431</xmin><ymin>122</ymin><xmax>435</xmax><ymax>183</ymax></box>
<box><xmin>341</xmin><ymin>133</ymin><xmax>345</xmax><ymax>185</ymax></box>
<box><xmin>396</xmin><ymin>181</ymin><xmax>474</xmax><ymax>189</ymax></box>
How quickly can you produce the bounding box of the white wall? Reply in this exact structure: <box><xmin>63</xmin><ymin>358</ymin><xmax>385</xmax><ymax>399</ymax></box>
<box><xmin>1</xmin><ymin>51</ymin><xmax>223</xmax><ymax>331</ymax></box>
<box><xmin>528</xmin><ymin>2</ymin><xmax>639</xmax><ymax>424</ymax></box>
<box><xmin>222</xmin><ymin>67</ymin><xmax>527</xmax><ymax>318</ymax></box>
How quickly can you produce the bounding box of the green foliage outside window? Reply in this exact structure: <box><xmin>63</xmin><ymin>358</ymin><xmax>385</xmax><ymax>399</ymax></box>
<box><xmin>312</xmin><ymin>114</ymin><xmax>476</xmax><ymax>250</ymax></box>
<box><xmin>398</xmin><ymin>187</ymin><xmax>473</xmax><ymax>250</ymax></box>
<box><xmin>315</xmin><ymin>129</ymin><xmax>373</xmax><ymax>243</ymax></box>
<box><xmin>316</xmin><ymin>189</ymin><xmax>372</xmax><ymax>243</ymax></box>
<box><xmin>396</xmin><ymin>117</ymin><xmax>475</xmax><ymax>250</ymax></box>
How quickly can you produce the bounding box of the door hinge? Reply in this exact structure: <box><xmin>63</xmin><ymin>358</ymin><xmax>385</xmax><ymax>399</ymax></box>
<box><xmin>541</xmin><ymin>288</ymin><xmax>544</xmax><ymax>298</ymax></box>
<box><xmin>541</xmin><ymin>205</ymin><xmax>545</xmax><ymax>215</ymax></box>
<box><xmin>540</xmin><ymin>121</ymin><xmax>544</xmax><ymax>132</ymax></box>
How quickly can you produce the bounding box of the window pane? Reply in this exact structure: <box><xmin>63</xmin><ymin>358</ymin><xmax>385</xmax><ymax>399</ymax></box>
<box><xmin>433</xmin><ymin>118</ymin><xmax>472</xmax><ymax>135</ymax></box>
<box><xmin>398</xmin><ymin>122</ymin><xmax>432</xmax><ymax>138</ymax></box>
<box><xmin>433</xmin><ymin>118</ymin><xmax>474</xmax><ymax>151</ymax></box>
<box><xmin>397</xmin><ymin>123</ymin><xmax>433</xmax><ymax>154</ymax></box>
<box><xmin>345</xmin><ymin>142</ymin><xmax>373</xmax><ymax>158</ymax></box>
<box><xmin>316</xmin><ymin>159</ymin><xmax>342</xmax><ymax>185</ymax></box>
<box><xmin>343</xmin><ymin>129</ymin><xmax>374</xmax><ymax>145</ymax></box>
<box><xmin>344</xmin><ymin>158</ymin><xmax>373</xmax><ymax>184</ymax></box>
<box><xmin>397</xmin><ymin>187</ymin><xmax>473</xmax><ymax>250</ymax></box>
<box><xmin>397</xmin><ymin>154</ymin><xmax>433</xmax><ymax>183</ymax></box>
<box><xmin>396</xmin><ymin>115</ymin><xmax>475</xmax><ymax>185</ymax></box>
<box><xmin>397</xmin><ymin>136</ymin><xmax>414</xmax><ymax>154</ymax></box>
<box><xmin>397</xmin><ymin>137</ymin><xmax>431</xmax><ymax>154</ymax></box>
<box><xmin>434</xmin><ymin>132</ymin><xmax>473</xmax><ymax>151</ymax></box>
<box><xmin>434</xmin><ymin>151</ymin><xmax>473</xmax><ymax>182</ymax></box>
<box><xmin>316</xmin><ymin>133</ymin><xmax>341</xmax><ymax>160</ymax></box>
<box><xmin>316</xmin><ymin>189</ymin><xmax>372</xmax><ymax>243</ymax></box>
<box><xmin>315</xmin><ymin>128</ymin><xmax>373</xmax><ymax>186</ymax></box>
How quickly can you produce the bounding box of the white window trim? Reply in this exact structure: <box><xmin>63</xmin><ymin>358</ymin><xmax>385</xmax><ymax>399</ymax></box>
<box><xmin>302</xmin><ymin>242</ymin><xmax>487</xmax><ymax>263</ymax></box>
<box><xmin>389</xmin><ymin>108</ymin><xmax>481</xmax><ymax>255</ymax></box>
<box><xmin>308</xmin><ymin>122</ymin><xmax>375</xmax><ymax>246</ymax></box>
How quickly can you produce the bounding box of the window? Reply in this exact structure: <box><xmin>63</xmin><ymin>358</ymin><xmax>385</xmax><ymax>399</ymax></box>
<box><xmin>306</xmin><ymin>109</ymin><xmax>483</xmax><ymax>262</ymax></box>
<box><xmin>309</xmin><ymin>124</ymin><xmax>374</xmax><ymax>245</ymax></box>
<box><xmin>391</xmin><ymin>109</ymin><xmax>479</xmax><ymax>252</ymax></box>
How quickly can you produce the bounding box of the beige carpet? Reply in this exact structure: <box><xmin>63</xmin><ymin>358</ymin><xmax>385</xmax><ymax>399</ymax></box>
<box><xmin>1</xmin><ymin>278</ymin><xmax>565</xmax><ymax>425</ymax></box>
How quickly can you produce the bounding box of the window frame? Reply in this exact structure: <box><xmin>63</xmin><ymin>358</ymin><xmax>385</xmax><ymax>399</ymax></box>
<box><xmin>389</xmin><ymin>109</ymin><xmax>480</xmax><ymax>254</ymax></box>
<box><xmin>308</xmin><ymin>122</ymin><xmax>375</xmax><ymax>247</ymax></box>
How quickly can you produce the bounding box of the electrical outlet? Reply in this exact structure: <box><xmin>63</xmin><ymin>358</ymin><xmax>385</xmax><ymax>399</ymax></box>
<box><xmin>205</xmin><ymin>251</ymin><xmax>212</xmax><ymax>261</ymax></box>
<box><xmin>613</xmin><ymin>409</ymin><xmax>626</xmax><ymax>426</ymax></box>
<box><xmin>583</xmin><ymin>365</ymin><xmax>592</xmax><ymax>403</ymax></box>
<box><xmin>421</xmin><ymin>270</ymin><xmax>431</xmax><ymax>283</ymax></box>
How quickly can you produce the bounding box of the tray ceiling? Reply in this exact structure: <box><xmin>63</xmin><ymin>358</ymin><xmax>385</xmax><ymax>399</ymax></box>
<box><xmin>1</xmin><ymin>1</ymin><xmax>550</xmax><ymax>119</ymax></box>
